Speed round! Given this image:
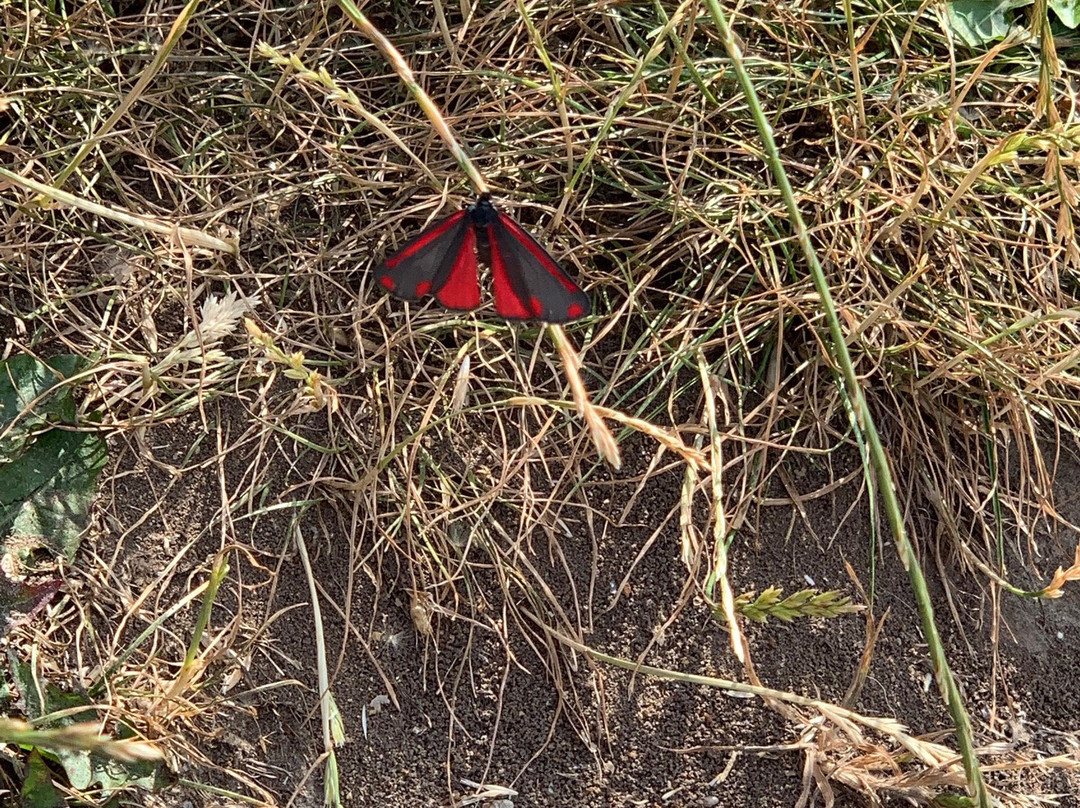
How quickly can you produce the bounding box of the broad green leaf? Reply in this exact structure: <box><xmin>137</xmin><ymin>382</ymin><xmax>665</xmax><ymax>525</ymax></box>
<box><xmin>0</xmin><ymin>354</ymin><xmax>107</xmax><ymax>562</ymax></box>
<box><xmin>1050</xmin><ymin>0</ymin><xmax>1080</xmax><ymax>27</ymax></box>
<box><xmin>0</xmin><ymin>355</ymin><xmax>82</xmax><ymax>458</ymax></box>
<box><xmin>0</xmin><ymin>426</ymin><xmax>92</xmax><ymax>508</ymax></box>
<box><xmin>78</xmin><ymin>750</ymin><xmax>171</xmax><ymax>794</ymax></box>
<box><xmin>21</xmin><ymin>749</ymin><xmax>63</xmax><ymax>808</ymax></box>
<box><xmin>7</xmin><ymin>426</ymin><xmax>107</xmax><ymax>561</ymax></box>
<box><xmin>8</xmin><ymin>655</ymin><xmax>171</xmax><ymax>796</ymax></box>
<box><xmin>10</xmin><ymin>654</ymin><xmax>44</xmax><ymax>720</ymax></box>
<box><xmin>944</xmin><ymin>0</ymin><xmax>1028</xmax><ymax>47</ymax></box>
<box><xmin>56</xmin><ymin>748</ymin><xmax>93</xmax><ymax>791</ymax></box>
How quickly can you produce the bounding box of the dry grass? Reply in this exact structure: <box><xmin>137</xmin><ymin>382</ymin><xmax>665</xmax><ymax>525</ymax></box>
<box><xmin>3</xmin><ymin>0</ymin><xmax>1080</xmax><ymax>805</ymax></box>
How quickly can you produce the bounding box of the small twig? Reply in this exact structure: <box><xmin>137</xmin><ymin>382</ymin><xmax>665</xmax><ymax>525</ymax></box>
<box><xmin>294</xmin><ymin>523</ymin><xmax>342</xmax><ymax>808</ymax></box>
<box><xmin>1</xmin><ymin>167</ymin><xmax>238</xmax><ymax>255</ymax></box>
<box><xmin>335</xmin><ymin>0</ymin><xmax>489</xmax><ymax>196</ymax></box>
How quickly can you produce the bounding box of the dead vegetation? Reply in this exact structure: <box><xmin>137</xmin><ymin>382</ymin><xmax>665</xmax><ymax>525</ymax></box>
<box><xmin>2</xmin><ymin>0</ymin><xmax>1080</xmax><ymax>805</ymax></box>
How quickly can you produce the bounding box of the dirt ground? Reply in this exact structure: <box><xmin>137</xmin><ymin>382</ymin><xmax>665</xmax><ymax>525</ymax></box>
<box><xmin>88</xmin><ymin>396</ymin><xmax>1080</xmax><ymax>807</ymax></box>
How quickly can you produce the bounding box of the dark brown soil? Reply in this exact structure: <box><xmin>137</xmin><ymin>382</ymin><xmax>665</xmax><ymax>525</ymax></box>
<box><xmin>87</xmin><ymin>399</ymin><xmax>1080</xmax><ymax>807</ymax></box>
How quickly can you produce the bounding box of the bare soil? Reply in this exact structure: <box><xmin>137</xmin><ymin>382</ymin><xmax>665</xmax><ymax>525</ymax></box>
<box><xmin>89</xmin><ymin>399</ymin><xmax>1080</xmax><ymax>807</ymax></box>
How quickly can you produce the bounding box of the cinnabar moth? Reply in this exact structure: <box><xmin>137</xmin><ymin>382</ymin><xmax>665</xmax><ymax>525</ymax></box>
<box><xmin>375</xmin><ymin>195</ymin><xmax>591</xmax><ymax>323</ymax></box>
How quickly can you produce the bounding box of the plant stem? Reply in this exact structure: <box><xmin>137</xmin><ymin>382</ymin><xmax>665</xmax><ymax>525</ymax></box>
<box><xmin>701</xmin><ymin>0</ymin><xmax>988</xmax><ymax>803</ymax></box>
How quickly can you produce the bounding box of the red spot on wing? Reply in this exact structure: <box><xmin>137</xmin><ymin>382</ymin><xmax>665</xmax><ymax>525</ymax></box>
<box><xmin>379</xmin><ymin>275</ymin><xmax>396</xmax><ymax>291</ymax></box>
<box><xmin>566</xmin><ymin>303</ymin><xmax>585</xmax><ymax>319</ymax></box>
<box><xmin>415</xmin><ymin>281</ymin><xmax>432</xmax><ymax>297</ymax></box>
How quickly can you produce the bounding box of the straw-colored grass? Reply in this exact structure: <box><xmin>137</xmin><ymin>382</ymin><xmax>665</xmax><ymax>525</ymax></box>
<box><xmin>2</xmin><ymin>0</ymin><xmax>1079</xmax><ymax>805</ymax></box>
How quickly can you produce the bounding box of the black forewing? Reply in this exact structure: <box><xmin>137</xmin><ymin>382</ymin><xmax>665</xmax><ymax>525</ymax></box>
<box><xmin>488</xmin><ymin>213</ymin><xmax>591</xmax><ymax>323</ymax></box>
<box><xmin>375</xmin><ymin>210</ymin><xmax>479</xmax><ymax>308</ymax></box>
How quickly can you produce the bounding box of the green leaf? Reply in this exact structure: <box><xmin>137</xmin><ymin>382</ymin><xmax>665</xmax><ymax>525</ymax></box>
<box><xmin>10</xmin><ymin>653</ymin><xmax>44</xmax><ymax>720</ymax></box>
<box><xmin>944</xmin><ymin>0</ymin><xmax>1029</xmax><ymax>47</ymax></box>
<box><xmin>1050</xmin><ymin>0</ymin><xmax>1080</xmax><ymax>27</ymax></box>
<box><xmin>0</xmin><ymin>355</ymin><xmax>82</xmax><ymax>456</ymax></box>
<box><xmin>57</xmin><ymin>747</ymin><xmax>93</xmax><ymax>791</ymax></box>
<box><xmin>8</xmin><ymin>655</ymin><xmax>172</xmax><ymax>796</ymax></box>
<box><xmin>1</xmin><ymin>426</ymin><xmax>94</xmax><ymax>509</ymax></box>
<box><xmin>52</xmin><ymin>737</ymin><xmax>172</xmax><ymax>794</ymax></box>
<box><xmin>7</xmin><ymin>426</ymin><xmax>108</xmax><ymax>561</ymax></box>
<box><xmin>0</xmin><ymin>354</ymin><xmax>107</xmax><ymax>562</ymax></box>
<box><xmin>21</xmin><ymin>749</ymin><xmax>63</xmax><ymax>808</ymax></box>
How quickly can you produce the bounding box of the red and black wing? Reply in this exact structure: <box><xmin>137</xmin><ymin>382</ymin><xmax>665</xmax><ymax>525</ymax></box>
<box><xmin>487</xmin><ymin>213</ymin><xmax>591</xmax><ymax>323</ymax></box>
<box><xmin>375</xmin><ymin>209</ymin><xmax>481</xmax><ymax>311</ymax></box>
